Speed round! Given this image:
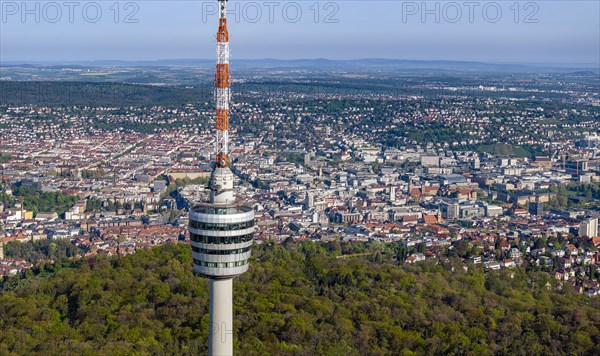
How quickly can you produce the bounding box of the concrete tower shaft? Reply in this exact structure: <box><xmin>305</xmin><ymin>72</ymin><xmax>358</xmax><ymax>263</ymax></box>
<box><xmin>188</xmin><ymin>1</ymin><xmax>254</xmax><ymax>354</ymax></box>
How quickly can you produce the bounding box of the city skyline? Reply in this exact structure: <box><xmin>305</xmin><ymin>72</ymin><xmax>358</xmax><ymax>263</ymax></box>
<box><xmin>1</xmin><ymin>52</ymin><xmax>599</xmax><ymax>355</ymax></box>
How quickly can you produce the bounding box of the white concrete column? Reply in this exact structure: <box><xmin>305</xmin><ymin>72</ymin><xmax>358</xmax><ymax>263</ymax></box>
<box><xmin>209</xmin><ymin>278</ymin><xmax>234</xmax><ymax>356</ymax></box>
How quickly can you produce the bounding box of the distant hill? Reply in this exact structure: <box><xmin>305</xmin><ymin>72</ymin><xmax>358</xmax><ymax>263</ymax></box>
<box><xmin>1</xmin><ymin>242</ymin><xmax>599</xmax><ymax>354</ymax></box>
<box><xmin>2</xmin><ymin>58</ymin><xmax>598</xmax><ymax>75</ymax></box>
<box><xmin>0</xmin><ymin>81</ymin><xmax>212</xmax><ymax>106</ymax></box>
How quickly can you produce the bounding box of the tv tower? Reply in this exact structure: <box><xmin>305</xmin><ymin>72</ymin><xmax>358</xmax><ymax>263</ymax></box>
<box><xmin>189</xmin><ymin>0</ymin><xmax>255</xmax><ymax>354</ymax></box>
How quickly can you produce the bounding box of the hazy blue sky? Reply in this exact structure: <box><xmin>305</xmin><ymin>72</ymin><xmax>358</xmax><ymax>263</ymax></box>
<box><xmin>1</xmin><ymin>0</ymin><xmax>598</xmax><ymax>64</ymax></box>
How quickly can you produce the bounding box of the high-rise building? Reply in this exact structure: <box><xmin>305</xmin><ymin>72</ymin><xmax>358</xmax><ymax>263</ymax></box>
<box><xmin>304</xmin><ymin>152</ymin><xmax>311</xmax><ymax>166</ymax></box>
<box><xmin>305</xmin><ymin>191</ymin><xmax>314</xmax><ymax>209</ymax></box>
<box><xmin>440</xmin><ymin>202</ymin><xmax>460</xmax><ymax>220</ymax></box>
<box><xmin>579</xmin><ymin>218</ymin><xmax>598</xmax><ymax>238</ymax></box>
<box><xmin>188</xmin><ymin>1</ymin><xmax>255</xmax><ymax>354</ymax></box>
<box><xmin>529</xmin><ymin>201</ymin><xmax>543</xmax><ymax>216</ymax></box>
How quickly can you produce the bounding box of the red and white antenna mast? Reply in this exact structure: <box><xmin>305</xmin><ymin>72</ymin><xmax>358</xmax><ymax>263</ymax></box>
<box><xmin>215</xmin><ymin>0</ymin><xmax>230</xmax><ymax>169</ymax></box>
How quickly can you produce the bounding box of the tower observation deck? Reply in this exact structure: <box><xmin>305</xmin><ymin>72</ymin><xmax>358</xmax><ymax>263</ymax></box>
<box><xmin>189</xmin><ymin>202</ymin><xmax>254</xmax><ymax>278</ymax></box>
<box><xmin>188</xmin><ymin>1</ymin><xmax>254</xmax><ymax>354</ymax></box>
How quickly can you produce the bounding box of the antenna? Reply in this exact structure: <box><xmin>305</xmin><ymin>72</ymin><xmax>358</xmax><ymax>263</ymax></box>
<box><xmin>215</xmin><ymin>0</ymin><xmax>230</xmax><ymax>169</ymax></box>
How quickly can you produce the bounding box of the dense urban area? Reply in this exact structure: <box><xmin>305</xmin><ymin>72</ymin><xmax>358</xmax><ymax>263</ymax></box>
<box><xmin>0</xmin><ymin>67</ymin><xmax>599</xmax><ymax>352</ymax></box>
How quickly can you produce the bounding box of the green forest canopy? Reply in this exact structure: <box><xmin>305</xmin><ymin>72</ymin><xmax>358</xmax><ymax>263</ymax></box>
<box><xmin>1</xmin><ymin>241</ymin><xmax>599</xmax><ymax>355</ymax></box>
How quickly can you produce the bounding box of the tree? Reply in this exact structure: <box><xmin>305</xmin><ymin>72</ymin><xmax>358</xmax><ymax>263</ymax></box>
<box><xmin>1</xmin><ymin>242</ymin><xmax>599</xmax><ymax>355</ymax></box>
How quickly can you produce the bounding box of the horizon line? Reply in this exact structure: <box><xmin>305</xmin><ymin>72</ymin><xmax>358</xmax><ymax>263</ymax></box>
<box><xmin>1</xmin><ymin>58</ymin><xmax>599</xmax><ymax>68</ymax></box>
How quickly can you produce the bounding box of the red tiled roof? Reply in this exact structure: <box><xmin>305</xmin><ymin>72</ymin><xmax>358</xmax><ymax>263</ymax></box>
<box><xmin>423</xmin><ymin>215</ymin><xmax>438</xmax><ymax>224</ymax></box>
<box><xmin>410</xmin><ymin>188</ymin><xmax>421</xmax><ymax>196</ymax></box>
